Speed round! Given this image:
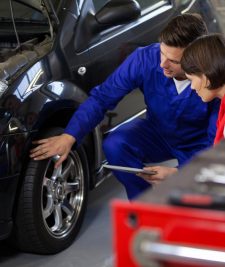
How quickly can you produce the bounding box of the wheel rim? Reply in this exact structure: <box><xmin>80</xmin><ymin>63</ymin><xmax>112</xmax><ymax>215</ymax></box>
<box><xmin>41</xmin><ymin>151</ymin><xmax>85</xmax><ymax>238</ymax></box>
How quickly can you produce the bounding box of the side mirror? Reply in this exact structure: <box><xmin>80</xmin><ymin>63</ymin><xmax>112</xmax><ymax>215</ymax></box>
<box><xmin>95</xmin><ymin>0</ymin><xmax>141</xmax><ymax>26</ymax></box>
<box><xmin>74</xmin><ymin>0</ymin><xmax>141</xmax><ymax>52</ymax></box>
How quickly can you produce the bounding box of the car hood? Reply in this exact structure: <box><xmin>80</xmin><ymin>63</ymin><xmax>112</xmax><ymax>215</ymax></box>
<box><xmin>14</xmin><ymin>0</ymin><xmax>59</xmax><ymax>24</ymax></box>
<box><xmin>0</xmin><ymin>1</ymin><xmax>56</xmax><ymax>86</ymax></box>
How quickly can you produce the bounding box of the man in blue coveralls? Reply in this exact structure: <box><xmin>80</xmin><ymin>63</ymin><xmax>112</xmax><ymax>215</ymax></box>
<box><xmin>30</xmin><ymin>14</ymin><xmax>220</xmax><ymax>200</ymax></box>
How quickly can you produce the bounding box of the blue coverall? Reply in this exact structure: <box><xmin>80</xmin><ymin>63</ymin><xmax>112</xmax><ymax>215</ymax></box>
<box><xmin>65</xmin><ymin>43</ymin><xmax>220</xmax><ymax>199</ymax></box>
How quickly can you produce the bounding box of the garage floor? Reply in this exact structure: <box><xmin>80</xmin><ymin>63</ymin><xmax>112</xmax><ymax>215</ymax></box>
<box><xmin>0</xmin><ymin>175</ymin><xmax>127</xmax><ymax>267</ymax></box>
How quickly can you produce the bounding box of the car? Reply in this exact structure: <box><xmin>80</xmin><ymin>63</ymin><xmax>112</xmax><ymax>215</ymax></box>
<box><xmin>0</xmin><ymin>0</ymin><xmax>222</xmax><ymax>254</ymax></box>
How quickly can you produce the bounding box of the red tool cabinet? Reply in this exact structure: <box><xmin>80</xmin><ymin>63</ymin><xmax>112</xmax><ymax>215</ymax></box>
<box><xmin>112</xmin><ymin>141</ymin><xmax>225</xmax><ymax>267</ymax></box>
<box><xmin>112</xmin><ymin>201</ymin><xmax>225</xmax><ymax>267</ymax></box>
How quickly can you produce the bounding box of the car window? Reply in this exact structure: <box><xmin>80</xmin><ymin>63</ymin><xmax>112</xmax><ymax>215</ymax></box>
<box><xmin>92</xmin><ymin>0</ymin><xmax>108</xmax><ymax>11</ymax></box>
<box><xmin>92</xmin><ymin>0</ymin><xmax>169</xmax><ymax>12</ymax></box>
<box><xmin>138</xmin><ymin>0</ymin><xmax>167</xmax><ymax>10</ymax></box>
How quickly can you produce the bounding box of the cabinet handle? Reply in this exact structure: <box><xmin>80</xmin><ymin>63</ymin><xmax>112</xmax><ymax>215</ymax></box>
<box><xmin>132</xmin><ymin>229</ymin><xmax>225</xmax><ymax>267</ymax></box>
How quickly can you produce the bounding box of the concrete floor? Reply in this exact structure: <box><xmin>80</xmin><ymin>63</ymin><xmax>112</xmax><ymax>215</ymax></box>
<box><xmin>0</xmin><ymin>176</ymin><xmax>127</xmax><ymax>267</ymax></box>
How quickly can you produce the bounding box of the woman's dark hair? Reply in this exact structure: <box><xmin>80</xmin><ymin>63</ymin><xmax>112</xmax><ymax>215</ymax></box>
<box><xmin>159</xmin><ymin>13</ymin><xmax>208</xmax><ymax>48</ymax></box>
<box><xmin>181</xmin><ymin>33</ymin><xmax>225</xmax><ymax>90</ymax></box>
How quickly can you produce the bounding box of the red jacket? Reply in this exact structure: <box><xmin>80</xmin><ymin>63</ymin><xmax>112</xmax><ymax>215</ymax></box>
<box><xmin>214</xmin><ymin>95</ymin><xmax>225</xmax><ymax>144</ymax></box>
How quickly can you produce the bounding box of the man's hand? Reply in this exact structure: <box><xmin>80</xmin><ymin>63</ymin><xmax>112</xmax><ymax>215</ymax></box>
<box><xmin>30</xmin><ymin>134</ymin><xmax>76</xmax><ymax>168</ymax></box>
<box><xmin>137</xmin><ymin>166</ymin><xmax>178</xmax><ymax>185</ymax></box>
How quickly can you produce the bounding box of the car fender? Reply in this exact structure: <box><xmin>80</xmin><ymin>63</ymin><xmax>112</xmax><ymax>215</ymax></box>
<box><xmin>34</xmin><ymin>80</ymin><xmax>103</xmax><ymax>187</ymax></box>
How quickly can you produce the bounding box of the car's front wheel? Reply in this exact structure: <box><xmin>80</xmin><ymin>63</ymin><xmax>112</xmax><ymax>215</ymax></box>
<box><xmin>13</xmin><ymin>128</ymin><xmax>89</xmax><ymax>254</ymax></box>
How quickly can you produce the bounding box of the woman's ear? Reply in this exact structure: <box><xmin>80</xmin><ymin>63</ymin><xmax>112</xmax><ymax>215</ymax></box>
<box><xmin>203</xmin><ymin>74</ymin><xmax>210</xmax><ymax>88</ymax></box>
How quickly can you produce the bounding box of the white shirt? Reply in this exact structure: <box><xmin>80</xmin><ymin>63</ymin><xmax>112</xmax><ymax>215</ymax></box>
<box><xmin>173</xmin><ymin>78</ymin><xmax>190</xmax><ymax>94</ymax></box>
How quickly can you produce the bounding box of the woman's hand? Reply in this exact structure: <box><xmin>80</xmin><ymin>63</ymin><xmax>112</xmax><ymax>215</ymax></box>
<box><xmin>137</xmin><ymin>166</ymin><xmax>178</xmax><ymax>185</ymax></box>
<box><xmin>30</xmin><ymin>134</ymin><xmax>76</xmax><ymax>168</ymax></box>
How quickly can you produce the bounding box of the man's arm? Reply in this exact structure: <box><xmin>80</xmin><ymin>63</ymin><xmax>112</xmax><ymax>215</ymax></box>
<box><xmin>64</xmin><ymin>48</ymin><xmax>144</xmax><ymax>144</ymax></box>
<box><xmin>30</xmin><ymin>48</ymin><xmax>145</xmax><ymax>165</ymax></box>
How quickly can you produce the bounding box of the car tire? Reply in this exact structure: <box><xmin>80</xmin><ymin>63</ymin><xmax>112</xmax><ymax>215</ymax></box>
<box><xmin>13</xmin><ymin>127</ymin><xmax>89</xmax><ymax>254</ymax></box>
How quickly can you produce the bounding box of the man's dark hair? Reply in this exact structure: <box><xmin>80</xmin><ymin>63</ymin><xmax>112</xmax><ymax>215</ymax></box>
<box><xmin>159</xmin><ymin>13</ymin><xmax>208</xmax><ymax>48</ymax></box>
<box><xmin>181</xmin><ymin>33</ymin><xmax>225</xmax><ymax>90</ymax></box>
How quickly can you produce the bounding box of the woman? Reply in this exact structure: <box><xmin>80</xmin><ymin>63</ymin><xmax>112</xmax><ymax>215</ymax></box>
<box><xmin>181</xmin><ymin>33</ymin><xmax>225</xmax><ymax>144</ymax></box>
